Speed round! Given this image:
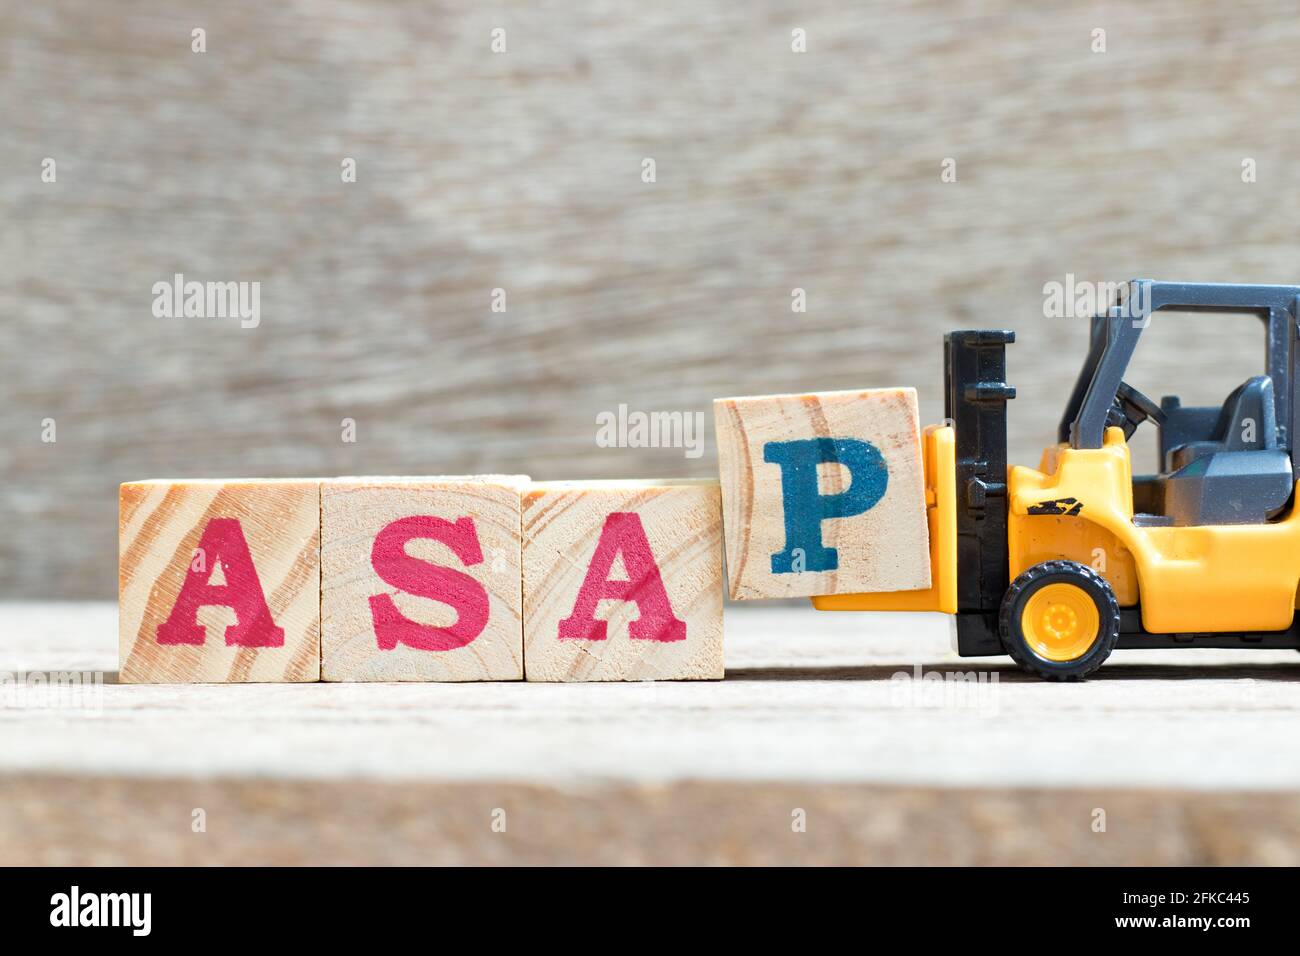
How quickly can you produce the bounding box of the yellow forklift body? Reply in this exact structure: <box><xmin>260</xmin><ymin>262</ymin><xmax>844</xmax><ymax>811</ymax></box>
<box><xmin>1008</xmin><ymin>427</ymin><xmax>1300</xmax><ymax>634</ymax></box>
<box><xmin>812</xmin><ymin>423</ymin><xmax>957</xmax><ymax>614</ymax></box>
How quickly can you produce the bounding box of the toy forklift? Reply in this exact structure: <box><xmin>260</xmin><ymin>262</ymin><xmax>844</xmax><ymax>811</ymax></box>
<box><xmin>815</xmin><ymin>280</ymin><xmax>1300</xmax><ymax>680</ymax></box>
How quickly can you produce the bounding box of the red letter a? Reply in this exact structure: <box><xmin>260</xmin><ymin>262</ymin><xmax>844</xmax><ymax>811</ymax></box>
<box><xmin>369</xmin><ymin>515</ymin><xmax>490</xmax><ymax>651</ymax></box>
<box><xmin>156</xmin><ymin>517</ymin><xmax>285</xmax><ymax>647</ymax></box>
<box><xmin>557</xmin><ymin>512</ymin><xmax>686</xmax><ymax>642</ymax></box>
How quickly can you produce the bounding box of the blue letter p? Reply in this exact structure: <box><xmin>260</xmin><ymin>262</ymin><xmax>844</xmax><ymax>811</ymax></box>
<box><xmin>764</xmin><ymin>438</ymin><xmax>888</xmax><ymax>574</ymax></box>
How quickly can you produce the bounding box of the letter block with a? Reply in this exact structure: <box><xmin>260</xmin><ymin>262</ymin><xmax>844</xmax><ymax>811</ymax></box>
<box><xmin>119</xmin><ymin>479</ymin><xmax>321</xmax><ymax>682</ymax></box>
<box><xmin>713</xmin><ymin>388</ymin><xmax>930</xmax><ymax>599</ymax></box>
<box><xmin>522</xmin><ymin>480</ymin><xmax>724</xmax><ymax>681</ymax></box>
<box><xmin>321</xmin><ymin>476</ymin><xmax>527</xmax><ymax>681</ymax></box>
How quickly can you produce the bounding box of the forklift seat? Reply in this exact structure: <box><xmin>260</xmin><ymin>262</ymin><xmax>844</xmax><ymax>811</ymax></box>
<box><xmin>1165</xmin><ymin>375</ymin><xmax>1277</xmax><ymax>471</ymax></box>
<box><xmin>1159</xmin><ymin>375</ymin><xmax>1293</xmax><ymax>525</ymax></box>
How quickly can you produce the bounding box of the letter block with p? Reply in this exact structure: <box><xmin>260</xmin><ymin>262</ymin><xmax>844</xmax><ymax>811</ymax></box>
<box><xmin>522</xmin><ymin>480</ymin><xmax>724</xmax><ymax>681</ymax></box>
<box><xmin>119</xmin><ymin>479</ymin><xmax>321</xmax><ymax>682</ymax></box>
<box><xmin>713</xmin><ymin>388</ymin><xmax>931</xmax><ymax>599</ymax></box>
<box><xmin>320</xmin><ymin>476</ymin><xmax>528</xmax><ymax>681</ymax></box>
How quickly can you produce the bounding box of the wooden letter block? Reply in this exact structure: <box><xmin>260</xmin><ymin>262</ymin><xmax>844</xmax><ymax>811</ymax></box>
<box><xmin>320</xmin><ymin>476</ymin><xmax>526</xmax><ymax>681</ymax></box>
<box><xmin>119</xmin><ymin>479</ymin><xmax>320</xmax><ymax>683</ymax></box>
<box><xmin>523</xmin><ymin>480</ymin><xmax>723</xmax><ymax>681</ymax></box>
<box><xmin>713</xmin><ymin>388</ymin><xmax>930</xmax><ymax>599</ymax></box>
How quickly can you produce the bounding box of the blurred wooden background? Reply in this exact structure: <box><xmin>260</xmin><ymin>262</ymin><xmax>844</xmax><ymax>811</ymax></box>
<box><xmin>4</xmin><ymin>0</ymin><xmax>1300</xmax><ymax>598</ymax></box>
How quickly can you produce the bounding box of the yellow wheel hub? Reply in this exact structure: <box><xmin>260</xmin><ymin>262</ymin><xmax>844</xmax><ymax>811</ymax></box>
<box><xmin>1021</xmin><ymin>582</ymin><xmax>1099</xmax><ymax>662</ymax></box>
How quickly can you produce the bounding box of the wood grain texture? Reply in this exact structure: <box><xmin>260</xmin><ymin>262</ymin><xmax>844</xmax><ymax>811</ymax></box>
<box><xmin>522</xmin><ymin>480</ymin><xmax>724</xmax><ymax>681</ymax></box>
<box><xmin>321</xmin><ymin>476</ymin><xmax>525</xmax><ymax>681</ymax></box>
<box><xmin>715</xmin><ymin>388</ymin><xmax>929</xmax><ymax>599</ymax></box>
<box><xmin>13</xmin><ymin>601</ymin><xmax>1300</xmax><ymax>790</ymax></box>
<box><xmin>7</xmin><ymin>2</ymin><xmax>1300</xmax><ymax>600</ymax></box>
<box><xmin>10</xmin><ymin>600</ymin><xmax>1300</xmax><ymax>863</ymax></box>
<box><xmin>118</xmin><ymin>479</ymin><xmax>320</xmax><ymax>682</ymax></box>
<box><xmin>9</xmin><ymin>775</ymin><xmax>1300</xmax><ymax>866</ymax></box>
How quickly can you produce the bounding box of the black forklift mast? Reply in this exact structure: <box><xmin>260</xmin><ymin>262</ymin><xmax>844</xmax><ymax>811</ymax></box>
<box><xmin>945</xmin><ymin>330</ymin><xmax>1016</xmax><ymax>657</ymax></box>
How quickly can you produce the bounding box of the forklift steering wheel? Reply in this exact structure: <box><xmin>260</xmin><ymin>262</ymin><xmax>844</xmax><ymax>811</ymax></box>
<box><xmin>1112</xmin><ymin>381</ymin><xmax>1167</xmax><ymax>439</ymax></box>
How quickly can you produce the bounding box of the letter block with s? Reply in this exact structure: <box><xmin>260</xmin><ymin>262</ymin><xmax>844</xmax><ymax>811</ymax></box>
<box><xmin>522</xmin><ymin>480</ymin><xmax>724</xmax><ymax>681</ymax></box>
<box><xmin>713</xmin><ymin>388</ymin><xmax>931</xmax><ymax>599</ymax></box>
<box><xmin>320</xmin><ymin>476</ymin><xmax>528</xmax><ymax>681</ymax></box>
<box><xmin>119</xmin><ymin>479</ymin><xmax>321</xmax><ymax>682</ymax></box>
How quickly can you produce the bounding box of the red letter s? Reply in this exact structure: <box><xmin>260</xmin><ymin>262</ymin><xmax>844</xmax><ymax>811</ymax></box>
<box><xmin>369</xmin><ymin>515</ymin><xmax>490</xmax><ymax>651</ymax></box>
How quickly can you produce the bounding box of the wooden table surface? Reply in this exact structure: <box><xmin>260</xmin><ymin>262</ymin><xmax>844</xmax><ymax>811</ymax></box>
<box><xmin>4</xmin><ymin>601</ymin><xmax>1300</xmax><ymax>864</ymax></box>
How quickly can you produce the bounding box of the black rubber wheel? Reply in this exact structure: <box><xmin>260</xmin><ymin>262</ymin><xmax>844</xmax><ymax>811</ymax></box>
<box><xmin>999</xmin><ymin>560</ymin><xmax>1121</xmax><ymax>681</ymax></box>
